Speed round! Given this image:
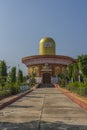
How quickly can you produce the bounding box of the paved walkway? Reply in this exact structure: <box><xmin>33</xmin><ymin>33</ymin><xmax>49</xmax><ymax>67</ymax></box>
<box><xmin>0</xmin><ymin>85</ymin><xmax>87</xmax><ymax>130</ymax></box>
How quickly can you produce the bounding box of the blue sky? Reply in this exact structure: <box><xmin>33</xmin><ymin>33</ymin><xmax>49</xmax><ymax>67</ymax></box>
<box><xmin>0</xmin><ymin>0</ymin><xmax>87</xmax><ymax>75</ymax></box>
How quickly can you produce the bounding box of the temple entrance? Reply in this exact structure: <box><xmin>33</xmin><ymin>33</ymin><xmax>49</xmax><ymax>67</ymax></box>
<box><xmin>42</xmin><ymin>73</ymin><xmax>51</xmax><ymax>84</ymax></box>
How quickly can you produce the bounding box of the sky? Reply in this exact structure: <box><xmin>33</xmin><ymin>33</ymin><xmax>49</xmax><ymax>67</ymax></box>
<box><xmin>0</xmin><ymin>0</ymin><xmax>87</xmax><ymax>75</ymax></box>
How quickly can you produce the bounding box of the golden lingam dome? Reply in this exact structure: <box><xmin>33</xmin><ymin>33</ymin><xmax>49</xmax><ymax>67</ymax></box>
<box><xmin>39</xmin><ymin>37</ymin><xmax>56</xmax><ymax>55</ymax></box>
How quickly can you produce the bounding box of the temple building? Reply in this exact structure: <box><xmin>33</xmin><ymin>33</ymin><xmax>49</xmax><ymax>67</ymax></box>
<box><xmin>22</xmin><ymin>37</ymin><xmax>76</xmax><ymax>83</ymax></box>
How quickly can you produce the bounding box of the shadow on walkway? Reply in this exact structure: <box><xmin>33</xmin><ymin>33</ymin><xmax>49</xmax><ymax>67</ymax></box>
<box><xmin>0</xmin><ymin>120</ymin><xmax>87</xmax><ymax>130</ymax></box>
<box><xmin>38</xmin><ymin>83</ymin><xmax>54</xmax><ymax>88</ymax></box>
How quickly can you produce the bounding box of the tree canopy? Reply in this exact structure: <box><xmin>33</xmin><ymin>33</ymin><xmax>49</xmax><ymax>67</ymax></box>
<box><xmin>78</xmin><ymin>54</ymin><xmax>87</xmax><ymax>80</ymax></box>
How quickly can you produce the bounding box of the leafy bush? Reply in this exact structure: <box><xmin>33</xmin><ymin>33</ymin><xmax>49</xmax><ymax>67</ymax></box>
<box><xmin>67</xmin><ymin>82</ymin><xmax>87</xmax><ymax>96</ymax></box>
<box><xmin>0</xmin><ymin>90</ymin><xmax>11</xmax><ymax>98</ymax></box>
<box><xmin>19</xmin><ymin>82</ymin><xmax>29</xmax><ymax>86</ymax></box>
<box><xmin>10</xmin><ymin>83</ymin><xmax>20</xmax><ymax>95</ymax></box>
<box><xmin>29</xmin><ymin>77</ymin><xmax>36</xmax><ymax>87</ymax></box>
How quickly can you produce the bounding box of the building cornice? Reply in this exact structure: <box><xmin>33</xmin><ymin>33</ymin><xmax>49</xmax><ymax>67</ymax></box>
<box><xmin>22</xmin><ymin>55</ymin><xmax>76</xmax><ymax>67</ymax></box>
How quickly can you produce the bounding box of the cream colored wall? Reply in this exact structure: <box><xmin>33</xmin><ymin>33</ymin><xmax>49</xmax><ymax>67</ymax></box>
<box><xmin>28</xmin><ymin>66</ymin><xmax>39</xmax><ymax>76</ymax></box>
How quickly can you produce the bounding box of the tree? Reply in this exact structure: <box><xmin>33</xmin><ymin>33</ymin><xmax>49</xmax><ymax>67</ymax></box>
<box><xmin>57</xmin><ymin>71</ymin><xmax>67</xmax><ymax>87</ymax></box>
<box><xmin>73</xmin><ymin>63</ymin><xmax>79</xmax><ymax>81</ymax></box>
<box><xmin>9</xmin><ymin>67</ymin><xmax>16</xmax><ymax>83</ymax></box>
<box><xmin>17</xmin><ymin>69</ymin><xmax>23</xmax><ymax>83</ymax></box>
<box><xmin>67</xmin><ymin>63</ymin><xmax>79</xmax><ymax>82</ymax></box>
<box><xmin>0</xmin><ymin>60</ymin><xmax>7</xmax><ymax>77</ymax></box>
<box><xmin>78</xmin><ymin>54</ymin><xmax>87</xmax><ymax>81</ymax></box>
<box><xmin>0</xmin><ymin>60</ymin><xmax>7</xmax><ymax>88</ymax></box>
<box><xmin>67</xmin><ymin>64</ymin><xmax>74</xmax><ymax>82</ymax></box>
